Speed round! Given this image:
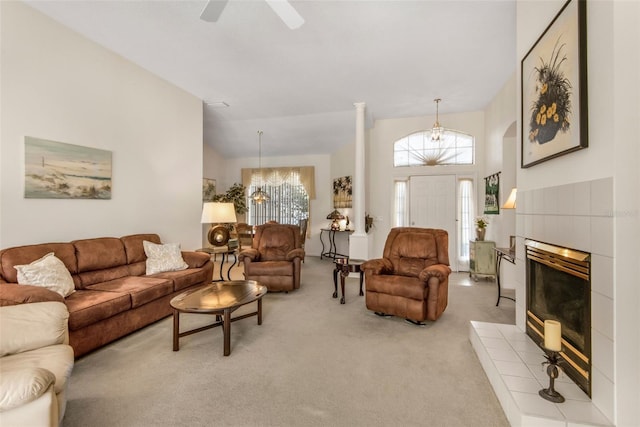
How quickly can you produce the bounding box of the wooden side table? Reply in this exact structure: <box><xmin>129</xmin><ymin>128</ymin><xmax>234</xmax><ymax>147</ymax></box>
<box><xmin>332</xmin><ymin>258</ymin><xmax>365</xmax><ymax>304</ymax></box>
<box><xmin>197</xmin><ymin>246</ymin><xmax>238</xmax><ymax>281</ymax></box>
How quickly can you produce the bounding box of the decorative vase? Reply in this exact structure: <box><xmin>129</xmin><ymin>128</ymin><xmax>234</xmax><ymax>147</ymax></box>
<box><xmin>476</xmin><ymin>228</ymin><xmax>486</xmax><ymax>241</ymax></box>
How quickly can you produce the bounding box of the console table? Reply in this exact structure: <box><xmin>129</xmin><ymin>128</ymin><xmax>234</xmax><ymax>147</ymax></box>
<box><xmin>320</xmin><ymin>228</ymin><xmax>353</xmax><ymax>260</ymax></box>
<box><xmin>494</xmin><ymin>247</ymin><xmax>516</xmax><ymax>306</ymax></box>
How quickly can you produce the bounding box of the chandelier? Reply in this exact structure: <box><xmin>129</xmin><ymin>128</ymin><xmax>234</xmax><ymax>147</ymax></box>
<box><xmin>250</xmin><ymin>130</ymin><xmax>270</xmax><ymax>204</ymax></box>
<box><xmin>431</xmin><ymin>98</ymin><xmax>444</xmax><ymax>142</ymax></box>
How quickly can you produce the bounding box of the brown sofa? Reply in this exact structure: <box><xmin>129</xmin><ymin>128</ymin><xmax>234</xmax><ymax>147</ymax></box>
<box><xmin>361</xmin><ymin>227</ymin><xmax>451</xmax><ymax>323</ymax></box>
<box><xmin>0</xmin><ymin>234</ymin><xmax>213</xmax><ymax>357</ymax></box>
<box><xmin>238</xmin><ymin>223</ymin><xmax>304</xmax><ymax>292</ymax></box>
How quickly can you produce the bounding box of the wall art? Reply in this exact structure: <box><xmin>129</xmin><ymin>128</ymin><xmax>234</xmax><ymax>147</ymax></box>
<box><xmin>25</xmin><ymin>137</ymin><xmax>112</xmax><ymax>199</ymax></box>
<box><xmin>333</xmin><ymin>176</ymin><xmax>352</xmax><ymax>208</ymax></box>
<box><xmin>202</xmin><ymin>178</ymin><xmax>216</xmax><ymax>202</ymax></box>
<box><xmin>484</xmin><ymin>172</ymin><xmax>500</xmax><ymax>215</ymax></box>
<box><xmin>521</xmin><ymin>0</ymin><xmax>588</xmax><ymax>168</ymax></box>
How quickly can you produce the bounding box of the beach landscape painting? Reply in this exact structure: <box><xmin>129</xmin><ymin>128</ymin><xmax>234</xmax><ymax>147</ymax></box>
<box><xmin>25</xmin><ymin>137</ymin><xmax>112</xmax><ymax>199</ymax></box>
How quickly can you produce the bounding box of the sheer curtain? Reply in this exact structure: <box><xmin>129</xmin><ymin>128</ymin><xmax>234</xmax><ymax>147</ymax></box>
<box><xmin>394</xmin><ymin>180</ymin><xmax>408</xmax><ymax>227</ymax></box>
<box><xmin>458</xmin><ymin>178</ymin><xmax>474</xmax><ymax>270</ymax></box>
<box><xmin>242</xmin><ymin>166</ymin><xmax>315</xmax><ymax>234</ymax></box>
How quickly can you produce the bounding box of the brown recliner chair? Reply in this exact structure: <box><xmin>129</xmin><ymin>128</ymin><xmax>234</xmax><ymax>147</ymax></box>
<box><xmin>361</xmin><ymin>227</ymin><xmax>452</xmax><ymax>324</ymax></box>
<box><xmin>238</xmin><ymin>223</ymin><xmax>305</xmax><ymax>292</ymax></box>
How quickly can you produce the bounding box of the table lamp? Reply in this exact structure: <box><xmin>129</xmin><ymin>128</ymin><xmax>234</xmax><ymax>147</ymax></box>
<box><xmin>201</xmin><ymin>202</ymin><xmax>237</xmax><ymax>246</ymax></box>
<box><xmin>326</xmin><ymin>209</ymin><xmax>344</xmax><ymax>231</ymax></box>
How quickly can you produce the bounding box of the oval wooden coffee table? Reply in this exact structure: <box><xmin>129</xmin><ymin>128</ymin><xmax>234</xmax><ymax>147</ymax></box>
<box><xmin>170</xmin><ymin>280</ymin><xmax>267</xmax><ymax>356</ymax></box>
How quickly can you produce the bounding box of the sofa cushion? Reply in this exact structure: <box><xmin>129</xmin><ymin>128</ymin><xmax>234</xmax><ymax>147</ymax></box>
<box><xmin>389</xmin><ymin>232</ymin><xmax>438</xmax><ymax>277</ymax></box>
<box><xmin>143</xmin><ymin>241</ymin><xmax>188</xmax><ymax>275</ymax></box>
<box><xmin>256</xmin><ymin>227</ymin><xmax>297</xmax><ymax>262</ymax></box>
<box><xmin>1</xmin><ymin>344</ymin><xmax>74</xmax><ymax>395</ymax></box>
<box><xmin>86</xmin><ymin>276</ymin><xmax>173</xmax><ymax>308</ymax></box>
<box><xmin>14</xmin><ymin>253</ymin><xmax>75</xmax><ymax>297</ymax></box>
<box><xmin>0</xmin><ymin>243</ymin><xmax>77</xmax><ymax>284</ymax></box>
<box><xmin>121</xmin><ymin>234</ymin><xmax>161</xmax><ymax>265</ymax></box>
<box><xmin>72</xmin><ymin>237</ymin><xmax>127</xmax><ymax>273</ymax></box>
<box><xmin>246</xmin><ymin>260</ymin><xmax>293</xmax><ymax>276</ymax></box>
<box><xmin>0</xmin><ymin>367</ymin><xmax>55</xmax><ymax>411</ymax></box>
<box><xmin>152</xmin><ymin>267</ymin><xmax>210</xmax><ymax>292</ymax></box>
<box><xmin>76</xmin><ymin>265</ymin><xmax>131</xmax><ymax>289</ymax></box>
<box><xmin>365</xmin><ymin>274</ymin><xmax>426</xmax><ymax>300</ymax></box>
<box><xmin>65</xmin><ymin>290</ymin><xmax>131</xmax><ymax>331</ymax></box>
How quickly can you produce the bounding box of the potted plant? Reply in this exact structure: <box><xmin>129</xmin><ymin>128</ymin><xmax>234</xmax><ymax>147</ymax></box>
<box><xmin>474</xmin><ymin>216</ymin><xmax>489</xmax><ymax>241</ymax></box>
<box><xmin>212</xmin><ymin>183</ymin><xmax>248</xmax><ymax>216</ymax></box>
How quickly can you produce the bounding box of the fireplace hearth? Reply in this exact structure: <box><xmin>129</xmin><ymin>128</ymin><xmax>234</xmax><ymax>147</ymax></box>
<box><xmin>525</xmin><ymin>239</ymin><xmax>591</xmax><ymax>396</ymax></box>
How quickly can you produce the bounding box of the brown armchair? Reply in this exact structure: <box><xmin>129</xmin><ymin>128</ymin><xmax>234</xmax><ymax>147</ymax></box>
<box><xmin>361</xmin><ymin>227</ymin><xmax>451</xmax><ymax>324</ymax></box>
<box><xmin>238</xmin><ymin>223</ymin><xmax>305</xmax><ymax>292</ymax></box>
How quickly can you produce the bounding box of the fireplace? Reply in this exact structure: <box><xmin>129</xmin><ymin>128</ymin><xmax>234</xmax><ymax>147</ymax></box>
<box><xmin>525</xmin><ymin>239</ymin><xmax>591</xmax><ymax>396</ymax></box>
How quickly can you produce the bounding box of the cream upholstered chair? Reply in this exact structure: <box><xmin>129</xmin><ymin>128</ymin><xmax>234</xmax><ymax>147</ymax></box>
<box><xmin>238</xmin><ymin>223</ymin><xmax>305</xmax><ymax>292</ymax></box>
<box><xmin>361</xmin><ymin>227</ymin><xmax>451</xmax><ymax>324</ymax></box>
<box><xmin>0</xmin><ymin>301</ymin><xmax>74</xmax><ymax>426</ymax></box>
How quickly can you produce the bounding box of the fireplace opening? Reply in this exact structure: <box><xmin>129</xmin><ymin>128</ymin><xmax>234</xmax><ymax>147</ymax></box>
<box><xmin>525</xmin><ymin>239</ymin><xmax>591</xmax><ymax>396</ymax></box>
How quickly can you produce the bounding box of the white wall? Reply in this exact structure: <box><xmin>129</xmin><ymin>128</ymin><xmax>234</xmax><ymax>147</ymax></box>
<box><xmin>515</xmin><ymin>0</ymin><xmax>640</xmax><ymax>423</ymax></box>
<box><xmin>611</xmin><ymin>1</ymin><xmax>640</xmax><ymax>424</ymax></box>
<box><xmin>484</xmin><ymin>73</ymin><xmax>517</xmax><ymax>248</ymax></box>
<box><xmin>483</xmin><ymin>74</ymin><xmax>518</xmax><ymax>287</ymax></box>
<box><xmin>0</xmin><ymin>2</ymin><xmax>204</xmax><ymax>250</ymax></box>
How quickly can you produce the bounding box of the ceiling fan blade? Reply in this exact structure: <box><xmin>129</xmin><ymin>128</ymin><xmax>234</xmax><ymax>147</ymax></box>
<box><xmin>200</xmin><ymin>0</ymin><xmax>229</xmax><ymax>22</ymax></box>
<box><xmin>264</xmin><ymin>0</ymin><xmax>305</xmax><ymax>30</ymax></box>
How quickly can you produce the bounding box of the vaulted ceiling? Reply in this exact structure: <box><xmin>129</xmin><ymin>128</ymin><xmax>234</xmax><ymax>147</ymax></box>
<box><xmin>26</xmin><ymin>0</ymin><xmax>516</xmax><ymax>158</ymax></box>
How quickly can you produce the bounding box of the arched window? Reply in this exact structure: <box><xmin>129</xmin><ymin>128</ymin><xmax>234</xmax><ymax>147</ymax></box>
<box><xmin>393</xmin><ymin>130</ymin><xmax>474</xmax><ymax>167</ymax></box>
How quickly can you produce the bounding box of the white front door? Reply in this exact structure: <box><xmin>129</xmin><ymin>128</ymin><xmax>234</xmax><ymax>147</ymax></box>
<box><xmin>409</xmin><ymin>175</ymin><xmax>458</xmax><ymax>271</ymax></box>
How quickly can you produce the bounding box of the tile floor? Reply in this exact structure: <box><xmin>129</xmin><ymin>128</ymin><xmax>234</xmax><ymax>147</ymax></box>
<box><xmin>469</xmin><ymin>321</ymin><xmax>612</xmax><ymax>427</ymax></box>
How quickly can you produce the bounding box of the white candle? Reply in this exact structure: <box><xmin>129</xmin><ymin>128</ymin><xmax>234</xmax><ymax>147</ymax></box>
<box><xmin>544</xmin><ymin>320</ymin><xmax>562</xmax><ymax>351</ymax></box>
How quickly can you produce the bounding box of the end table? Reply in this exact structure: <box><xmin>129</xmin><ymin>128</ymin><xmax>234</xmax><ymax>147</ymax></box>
<box><xmin>332</xmin><ymin>258</ymin><xmax>365</xmax><ymax>304</ymax></box>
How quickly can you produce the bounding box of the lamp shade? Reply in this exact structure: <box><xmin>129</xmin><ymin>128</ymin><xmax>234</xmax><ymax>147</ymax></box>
<box><xmin>502</xmin><ymin>188</ymin><xmax>517</xmax><ymax>209</ymax></box>
<box><xmin>326</xmin><ymin>209</ymin><xmax>344</xmax><ymax>220</ymax></box>
<box><xmin>201</xmin><ymin>202</ymin><xmax>237</xmax><ymax>224</ymax></box>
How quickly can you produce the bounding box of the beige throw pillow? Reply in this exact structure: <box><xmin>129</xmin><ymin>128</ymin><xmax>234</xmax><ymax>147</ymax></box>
<box><xmin>143</xmin><ymin>240</ymin><xmax>188</xmax><ymax>275</ymax></box>
<box><xmin>14</xmin><ymin>252</ymin><xmax>75</xmax><ymax>297</ymax></box>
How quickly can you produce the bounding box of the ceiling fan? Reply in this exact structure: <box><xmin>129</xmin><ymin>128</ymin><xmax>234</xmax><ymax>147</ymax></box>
<box><xmin>200</xmin><ymin>0</ymin><xmax>305</xmax><ymax>30</ymax></box>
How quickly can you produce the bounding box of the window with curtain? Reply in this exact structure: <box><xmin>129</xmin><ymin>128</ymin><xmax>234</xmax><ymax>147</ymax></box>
<box><xmin>393</xmin><ymin>180</ymin><xmax>408</xmax><ymax>227</ymax></box>
<box><xmin>393</xmin><ymin>130</ymin><xmax>474</xmax><ymax>167</ymax></box>
<box><xmin>458</xmin><ymin>178</ymin><xmax>474</xmax><ymax>270</ymax></box>
<box><xmin>242</xmin><ymin>166</ymin><xmax>315</xmax><ymax>227</ymax></box>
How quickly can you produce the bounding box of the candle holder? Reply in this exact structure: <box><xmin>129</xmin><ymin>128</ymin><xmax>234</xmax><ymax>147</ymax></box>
<box><xmin>539</xmin><ymin>350</ymin><xmax>565</xmax><ymax>403</ymax></box>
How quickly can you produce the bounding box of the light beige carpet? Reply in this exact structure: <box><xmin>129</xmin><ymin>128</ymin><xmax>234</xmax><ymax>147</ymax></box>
<box><xmin>62</xmin><ymin>256</ymin><xmax>515</xmax><ymax>427</ymax></box>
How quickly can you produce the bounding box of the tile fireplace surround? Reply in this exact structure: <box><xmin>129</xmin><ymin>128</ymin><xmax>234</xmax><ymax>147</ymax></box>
<box><xmin>470</xmin><ymin>177</ymin><xmax>614</xmax><ymax>426</ymax></box>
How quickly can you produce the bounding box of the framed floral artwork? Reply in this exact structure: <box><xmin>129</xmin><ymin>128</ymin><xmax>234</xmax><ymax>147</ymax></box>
<box><xmin>521</xmin><ymin>0</ymin><xmax>588</xmax><ymax>168</ymax></box>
